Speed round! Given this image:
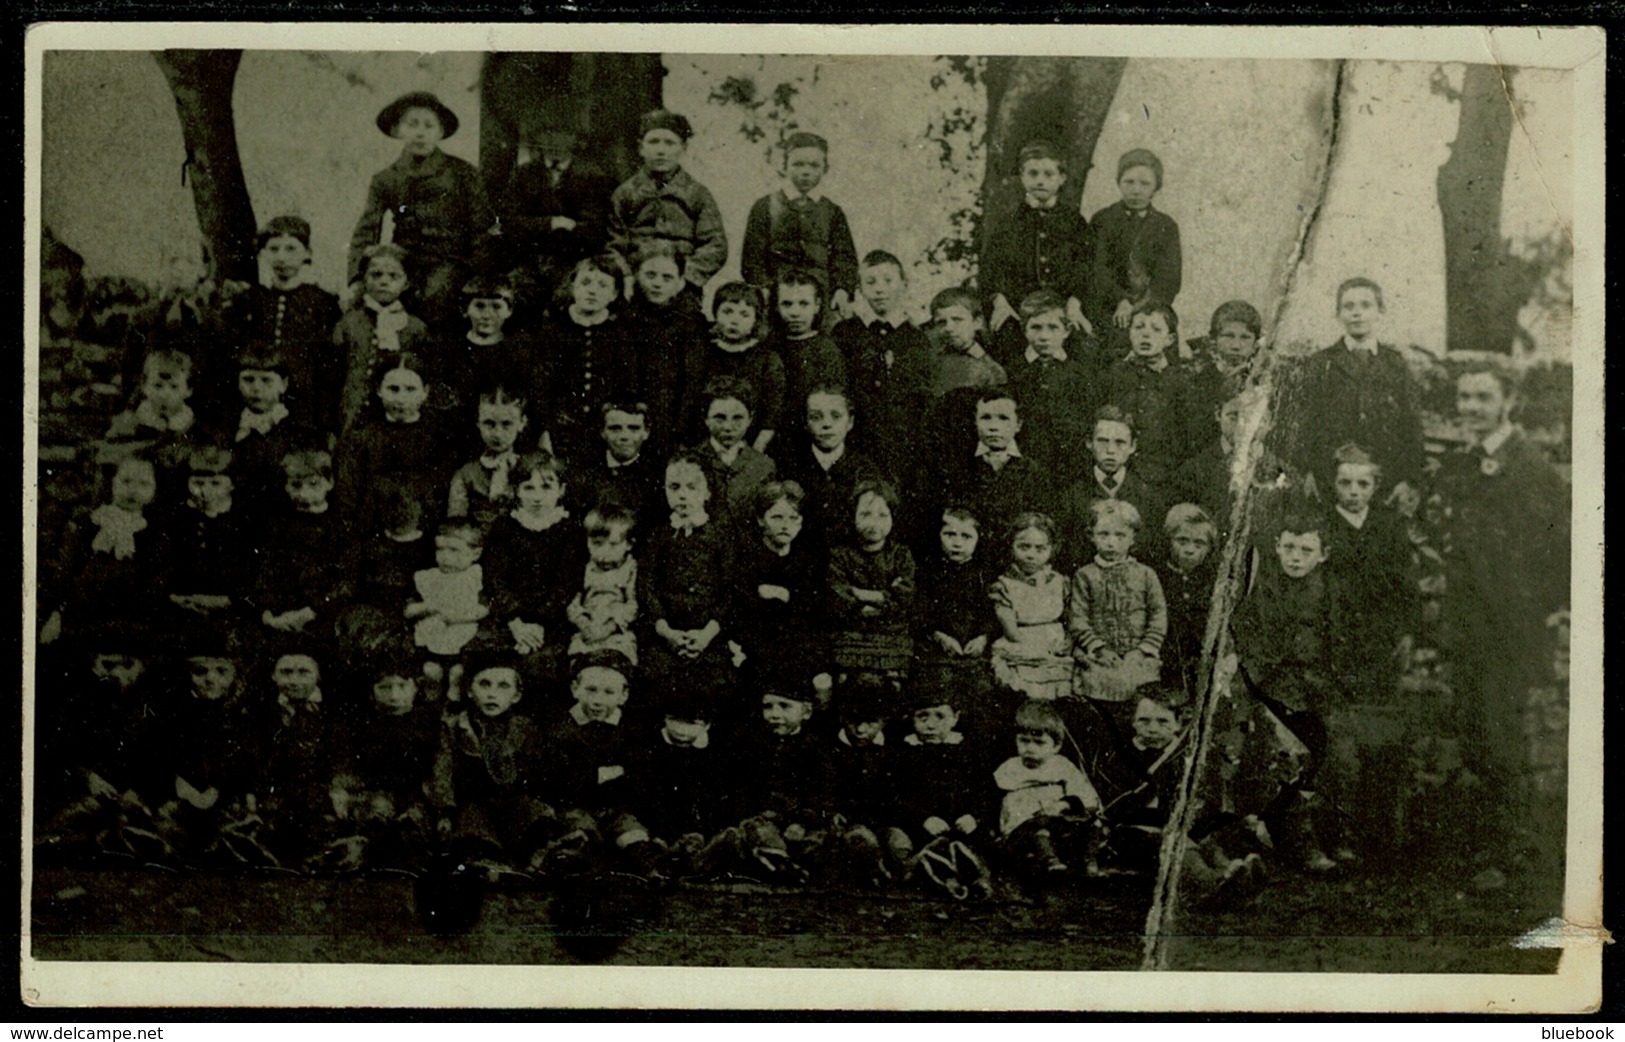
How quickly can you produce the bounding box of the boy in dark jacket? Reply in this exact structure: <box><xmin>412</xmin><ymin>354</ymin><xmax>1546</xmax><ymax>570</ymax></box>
<box><xmin>885</xmin><ymin>681</ymin><xmax>992</xmax><ymax>898</ymax></box>
<box><xmin>741</xmin><ymin>132</ymin><xmax>860</xmax><ymax>325</ymax></box>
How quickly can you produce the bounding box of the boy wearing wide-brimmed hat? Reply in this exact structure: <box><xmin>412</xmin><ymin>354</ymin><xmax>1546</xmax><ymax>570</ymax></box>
<box><xmin>348</xmin><ymin>91</ymin><xmax>495</xmax><ymax>334</ymax></box>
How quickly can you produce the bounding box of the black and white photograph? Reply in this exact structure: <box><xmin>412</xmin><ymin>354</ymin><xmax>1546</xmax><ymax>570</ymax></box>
<box><xmin>20</xmin><ymin>22</ymin><xmax>1604</xmax><ymax>1011</ymax></box>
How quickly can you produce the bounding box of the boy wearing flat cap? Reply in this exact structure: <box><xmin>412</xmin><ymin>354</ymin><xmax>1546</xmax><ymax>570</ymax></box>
<box><xmin>348</xmin><ymin>92</ymin><xmax>495</xmax><ymax>334</ymax></box>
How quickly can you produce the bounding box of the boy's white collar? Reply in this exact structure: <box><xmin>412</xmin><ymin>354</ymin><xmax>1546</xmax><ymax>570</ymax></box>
<box><xmin>1025</xmin><ymin>344</ymin><xmax>1068</xmax><ymax>363</ymax></box>
<box><xmin>904</xmin><ymin>731</ymin><xmax>964</xmax><ymax>746</ymax></box>
<box><xmin>570</xmin><ymin>703</ymin><xmax>622</xmax><ymax>726</ymax></box>
<box><xmin>1479</xmin><ymin>422</ymin><xmax>1515</xmax><ymax>456</ymax></box>
<box><xmin>1335</xmin><ymin>503</ymin><xmax>1370</xmax><ymax>528</ymax></box>
<box><xmin>782</xmin><ymin>186</ymin><xmax>825</xmax><ymax>204</ymax></box>
<box><xmin>976</xmin><ymin>440</ymin><xmax>1022</xmax><ymax>459</ymax></box>
<box><xmin>811</xmin><ymin>442</ymin><xmax>846</xmax><ymax>470</ymax></box>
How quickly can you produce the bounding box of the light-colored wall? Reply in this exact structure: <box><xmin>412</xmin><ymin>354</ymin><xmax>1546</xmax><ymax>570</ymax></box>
<box><xmin>39</xmin><ymin>52</ymin><xmax>1571</xmax><ymax>359</ymax></box>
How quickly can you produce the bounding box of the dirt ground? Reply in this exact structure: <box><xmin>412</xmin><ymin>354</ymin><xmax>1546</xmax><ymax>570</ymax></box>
<box><xmin>29</xmin><ymin>859</ymin><xmax>1560</xmax><ymax>975</ymax></box>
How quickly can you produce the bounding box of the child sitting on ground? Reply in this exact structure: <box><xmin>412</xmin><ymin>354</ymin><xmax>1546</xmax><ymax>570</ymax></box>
<box><xmin>565</xmin><ymin>505</ymin><xmax>640</xmax><ymax>666</ymax></box>
<box><xmin>334</xmin><ymin>243</ymin><xmax>430</xmax><ymax>436</ymax></box>
<box><xmin>407</xmin><ymin>521</ymin><xmax>489</xmax><ymax>659</ymax></box>
<box><xmin>447</xmin><ymin>384</ymin><xmax>530</xmax><ymax>528</ymax></box>
<box><xmin>826</xmin><ymin>479</ymin><xmax>916</xmax><ymax>679</ymax></box>
<box><xmin>822</xmin><ymin>675</ymin><xmax>895</xmax><ymax>886</ymax></box>
<box><xmin>628</xmin><ymin>684</ymin><xmax>729</xmax><ymax>877</ymax></box>
<box><xmin>713</xmin><ymin>681</ymin><xmax>832</xmax><ymax>882</ymax></box>
<box><xmin>993</xmin><ymin>699</ymin><xmax>1103</xmax><ymax>878</ymax></box>
<box><xmin>257</xmin><ymin>648</ymin><xmax>338</xmax><ymax>868</ymax></box>
<box><xmin>741</xmin><ymin>131</ymin><xmax>860</xmax><ymax>324</ymax></box>
<box><xmin>1157</xmin><ymin>504</ymin><xmax>1219</xmax><ymax>698</ymax></box>
<box><xmin>886</xmin><ymin>681</ymin><xmax>991</xmax><ymax>899</ymax></box>
<box><xmin>991</xmin><ymin>512</ymin><xmax>1073</xmax><ymax>701</ymax></box>
<box><xmin>1068</xmin><ymin>499</ymin><xmax>1168</xmax><ymax>733</ymax></box>
<box><xmin>686</xmin><ymin>282</ymin><xmax>785</xmax><ymax>453</ymax></box>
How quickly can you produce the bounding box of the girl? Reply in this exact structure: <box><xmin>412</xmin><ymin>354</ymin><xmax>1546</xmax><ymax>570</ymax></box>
<box><xmin>334</xmin><ymin>354</ymin><xmax>457</xmax><ymax>536</ymax></box>
<box><xmin>41</xmin><ymin>456</ymin><xmax>164</xmax><ymax>645</ymax></box>
<box><xmin>622</xmin><ymin>241</ymin><xmax>705</xmax><ymax>455</ymax></box>
<box><xmin>826</xmin><ymin>479</ymin><xmax>915</xmax><ymax>677</ymax></box>
<box><xmin>565</xmin><ymin>504</ymin><xmax>639</xmax><ymax>666</ymax></box>
<box><xmin>687</xmin><ymin>282</ymin><xmax>786</xmax><ymax>453</ymax></box>
<box><xmin>730</xmin><ymin>480</ymin><xmax>825</xmax><ymax>683</ymax></box>
<box><xmin>638</xmin><ymin>454</ymin><xmax>734</xmax><ymax>700</ymax></box>
<box><xmin>538</xmin><ymin>253</ymin><xmax>638</xmax><ymax>464</ymax></box>
<box><xmin>483</xmin><ymin>451</ymin><xmax>583</xmax><ymax>664</ymax></box>
<box><xmin>990</xmin><ymin>512</ymin><xmax>1073</xmax><ymax>700</ymax></box>
<box><xmin>447</xmin><ymin>384</ymin><xmax>530</xmax><ymax>528</ymax></box>
<box><xmin>334</xmin><ymin>243</ymin><xmax>429</xmax><ymax>436</ymax></box>
<box><xmin>1068</xmin><ymin>500</ymin><xmax>1168</xmax><ymax>727</ymax></box>
<box><xmin>406</xmin><ymin>522</ymin><xmax>489</xmax><ymax>659</ymax></box>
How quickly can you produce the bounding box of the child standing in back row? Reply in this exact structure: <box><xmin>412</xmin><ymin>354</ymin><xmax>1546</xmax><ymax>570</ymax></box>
<box><xmin>1089</xmin><ymin>149</ymin><xmax>1182</xmax><ymax>359</ymax></box>
<box><xmin>742</xmin><ymin>132</ymin><xmax>860</xmax><ymax>326</ymax></box>
<box><xmin>609</xmin><ymin>110</ymin><xmax>729</xmax><ymax>311</ymax></box>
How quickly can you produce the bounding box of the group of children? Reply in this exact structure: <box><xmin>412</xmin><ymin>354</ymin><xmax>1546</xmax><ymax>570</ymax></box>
<box><xmin>36</xmin><ymin>92</ymin><xmax>1428</xmax><ymax>903</ymax></box>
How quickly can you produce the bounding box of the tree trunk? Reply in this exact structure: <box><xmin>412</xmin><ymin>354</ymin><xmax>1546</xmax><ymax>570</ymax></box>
<box><xmin>481</xmin><ymin>52</ymin><xmax>666</xmax><ymax>193</ymax></box>
<box><xmin>1438</xmin><ymin>63</ymin><xmax>1528</xmax><ymax>355</ymax></box>
<box><xmin>976</xmin><ymin>56</ymin><xmax>1128</xmax><ymax>281</ymax></box>
<box><xmin>152</xmin><ymin>50</ymin><xmax>258</xmax><ymax>284</ymax></box>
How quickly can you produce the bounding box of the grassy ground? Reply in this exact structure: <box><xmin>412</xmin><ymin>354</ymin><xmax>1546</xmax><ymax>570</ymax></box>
<box><xmin>30</xmin><ymin>858</ymin><xmax>1559</xmax><ymax>974</ymax></box>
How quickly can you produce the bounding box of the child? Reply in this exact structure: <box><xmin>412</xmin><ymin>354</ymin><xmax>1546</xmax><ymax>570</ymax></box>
<box><xmin>1101</xmin><ymin>300</ymin><xmax>1194</xmax><ymax>479</ymax></box>
<box><xmin>716</xmin><ymin>682</ymin><xmax>833</xmax><ymax>881</ymax></box>
<box><xmin>1068</xmin><ymin>500</ymin><xmax>1168</xmax><ymax>729</ymax></box>
<box><xmin>831</xmin><ymin>251</ymin><xmax>935</xmax><ymax>479</ymax></box>
<box><xmin>1291</xmin><ymin>277</ymin><xmax>1425</xmax><ymax>497</ymax></box>
<box><xmin>447</xmin><ymin>384</ymin><xmax>530</xmax><ymax>528</ymax></box>
<box><xmin>938</xmin><ymin>392</ymin><xmax>1054</xmax><ymax>544</ymax></box>
<box><xmin>1058</xmin><ymin>406</ymin><xmax>1167</xmax><ymax>571</ymax></box>
<box><xmin>1186</xmin><ymin>300</ymin><xmax>1261</xmax><ymax>451</ymax></box>
<box><xmin>435</xmin><ymin>275</ymin><xmax>528</xmax><ymax>421</ymax></box>
<box><xmin>1088</xmin><ymin>148</ymin><xmax>1182</xmax><ymax>353</ymax></box>
<box><xmin>729</xmin><ymin>480</ymin><xmax>825</xmax><ymax>684</ymax></box>
<box><xmin>983</xmin><ymin>140</ymin><xmax>1094</xmax><ymax>369</ymax></box>
<box><xmin>253</xmin><ymin>450</ymin><xmax>353</xmax><ymax>637</ymax></box>
<box><xmin>407</xmin><ymin>521</ymin><xmax>489</xmax><ymax>659</ymax></box>
<box><xmin>1231</xmin><ymin>515</ymin><xmax>1347</xmax><ymax>870</ymax></box>
<box><xmin>741</xmin><ymin>132</ymin><xmax>860</xmax><ymax>321</ymax></box>
<box><xmin>990</xmin><ymin>512</ymin><xmax>1072</xmax><ymax>701</ymax></box>
<box><xmin>349</xmin><ymin>93</ymin><xmax>493</xmax><ymax>331</ymax></box>
<box><xmin>621</xmin><ymin>241</ymin><xmax>707</xmax><ymax>452</ymax></box>
<box><xmin>257</xmin><ymin>648</ymin><xmax>339</xmax><ymax>866</ymax></box>
<box><xmin>334</xmin><ymin>243</ymin><xmax>429</xmax><ymax>436</ymax></box>
<box><xmin>105</xmin><ymin>348</ymin><xmax>197</xmax><ymax>446</ymax></box>
<box><xmin>1169</xmin><ymin>390</ymin><xmax>1253</xmax><ymax>543</ymax></box>
<box><xmin>342</xmin><ymin>482</ymin><xmax>432</xmax><ymax>646</ymax></box>
<box><xmin>914</xmin><ymin>507</ymin><xmax>998</xmax><ymax>688</ymax></box>
<box><xmin>826</xmin><ymin>479</ymin><xmax>916</xmax><ymax>677</ymax></box>
<box><xmin>608</xmin><ymin>109</ymin><xmax>728</xmax><ymax>307</ymax></box>
<box><xmin>885</xmin><ymin>682</ymin><xmax>991</xmax><ymax>898</ymax></box>
<box><xmin>483</xmin><ymin>451</ymin><xmax>583</xmax><ymax>662</ymax></box>
<box><xmin>428</xmin><ymin>650</ymin><xmax>548</xmax><ymax>868</ymax></box>
<box><xmin>689</xmin><ymin>376</ymin><xmax>778</xmax><ymax>528</ymax></box>
<box><xmin>779</xmin><ymin>386</ymin><xmax>886</xmax><ymax>556</ymax></box>
<box><xmin>564</xmin><ymin>505</ymin><xmax>639</xmax><ymax>665</ymax></box>
<box><xmin>226</xmin><ymin>350</ymin><xmax>312</xmax><ymax>524</ymax></box>
<box><xmin>327</xmin><ymin>642</ymin><xmax>441</xmax><ymax>871</ymax></box>
<box><xmin>993</xmin><ymin>699</ymin><xmax>1102</xmax><ymax>876</ymax></box>
<box><xmin>219</xmin><ymin>215</ymin><xmax>343</xmax><ymax>430</ymax></box>
<box><xmin>1156</xmin><ymin>504</ymin><xmax>1219</xmax><ymax>698</ymax></box>
<box><xmin>824</xmin><ymin>675</ymin><xmax>895</xmax><ymax>878</ymax></box>
<box><xmin>765</xmin><ymin>268</ymin><xmax>848</xmax><ymax>422</ymax></box>
<box><xmin>537</xmin><ymin>253</ymin><xmax>637</xmax><ymax>466</ymax></box>
<box><xmin>638</xmin><ymin>453</ymin><xmax>734</xmax><ymax>696</ymax></box>
<box><xmin>1005</xmin><ymin>290</ymin><xmax>1098</xmax><ymax>486</ymax></box>
<box><xmin>573</xmin><ymin>399</ymin><xmax>663</xmax><ymax>531</ymax></box>
<box><xmin>535</xmin><ymin>653</ymin><xmax>658</xmax><ymax>876</ymax></box>
<box><xmin>495</xmin><ymin>111</ymin><xmax>618</xmax><ymax>295</ymax></box>
<box><xmin>333</xmin><ymin>354</ymin><xmax>457</xmax><ymax>536</ymax></box>
<box><xmin>162</xmin><ymin>446</ymin><xmax>251</xmax><ymax>629</ymax></box>
<box><xmin>41</xmin><ymin>456</ymin><xmax>165</xmax><ymax>644</ymax></box>
<box><xmin>686</xmin><ymin>282</ymin><xmax>785</xmax><ymax>453</ymax></box>
<box><xmin>628</xmin><ymin>685</ymin><xmax>730</xmax><ymax>875</ymax></box>
<box><xmin>926</xmin><ymin>286</ymin><xmax>1007</xmax><ymax>399</ymax></box>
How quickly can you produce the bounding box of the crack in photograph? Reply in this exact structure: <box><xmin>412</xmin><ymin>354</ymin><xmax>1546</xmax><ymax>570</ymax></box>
<box><xmin>21</xmin><ymin>24</ymin><xmax>1601</xmax><ymax>1009</ymax></box>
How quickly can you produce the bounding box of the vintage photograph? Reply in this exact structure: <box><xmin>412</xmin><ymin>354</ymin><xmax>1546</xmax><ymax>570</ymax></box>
<box><xmin>21</xmin><ymin>23</ymin><xmax>1602</xmax><ymax>1009</ymax></box>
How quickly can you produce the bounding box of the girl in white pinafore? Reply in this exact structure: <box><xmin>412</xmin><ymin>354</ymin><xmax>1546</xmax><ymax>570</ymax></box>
<box><xmin>990</xmin><ymin>513</ymin><xmax>1073</xmax><ymax>700</ymax></box>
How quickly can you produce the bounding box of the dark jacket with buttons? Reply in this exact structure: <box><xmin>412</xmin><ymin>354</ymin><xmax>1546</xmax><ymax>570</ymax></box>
<box><xmin>982</xmin><ymin>200</ymin><xmax>1094</xmax><ymax>311</ymax></box>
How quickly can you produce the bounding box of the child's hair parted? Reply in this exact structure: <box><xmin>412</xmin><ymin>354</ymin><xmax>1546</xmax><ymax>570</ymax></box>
<box><xmin>437</xmin><ymin>519</ymin><xmax>484</xmax><ymax>549</ymax></box>
<box><xmin>1117</xmin><ymin>148</ymin><xmax>1164</xmax><ymax>189</ymax></box>
<box><xmin>584</xmin><ymin>503</ymin><xmax>637</xmax><ymax>542</ymax></box>
<box><xmin>1163</xmin><ymin>502</ymin><xmax>1215</xmax><ymax>539</ymax></box>
<box><xmin>515</xmin><ymin>449</ymin><xmax>566</xmax><ymax>486</ymax></box>
<box><xmin>1014</xmin><ymin>698</ymin><xmax>1065</xmax><ymax>742</ymax></box>
<box><xmin>632</xmin><ymin>238</ymin><xmax>688</xmax><ymax>274</ymax></box>
<box><xmin>850</xmin><ymin>477</ymin><xmax>900</xmax><ymax>518</ymax></box>
<box><xmin>754</xmin><ymin>478</ymin><xmax>806</xmax><ymax>519</ymax></box>
<box><xmin>1332</xmin><ymin>442</ymin><xmax>1382</xmax><ymax>479</ymax></box>
<box><xmin>362</xmin><ymin>242</ymin><xmax>411</xmax><ymax>278</ymax></box>
<box><xmin>1209</xmin><ymin>299</ymin><xmax>1262</xmax><ymax>339</ymax></box>
<box><xmin>257</xmin><ymin>215</ymin><xmax>313</xmax><ymax>252</ymax></box>
<box><xmin>1019</xmin><ymin>288</ymin><xmax>1070</xmax><ymax>325</ymax></box>
<box><xmin>461</xmin><ymin>273</ymin><xmax>515</xmax><ymax>307</ymax></box>
<box><xmin>929</xmin><ymin>285</ymin><xmax>981</xmax><ymax>318</ymax></box>
<box><xmin>1090</xmin><ymin>497</ymin><xmax>1142</xmax><ymax>532</ymax></box>
<box><xmin>859</xmin><ymin>249</ymin><xmax>906</xmax><ymax>278</ymax></box>
<box><xmin>477</xmin><ymin>382</ymin><xmax>529</xmax><ymax>412</ymax></box>
<box><xmin>1010</xmin><ymin>511</ymin><xmax>1059</xmax><ymax>550</ymax></box>
<box><xmin>1093</xmin><ymin>403</ymin><xmax>1139</xmax><ymax>440</ymax></box>
<box><xmin>1336</xmin><ymin>275</ymin><xmax>1386</xmax><ymax>310</ymax></box>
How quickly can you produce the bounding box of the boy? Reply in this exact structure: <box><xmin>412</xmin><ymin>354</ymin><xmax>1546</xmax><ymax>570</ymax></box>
<box><xmin>1058</xmin><ymin>406</ymin><xmax>1166</xmax><ymax>571</ymax></box>
<box><xmin>689</xmin><ymin>376</ymin><xmax>778</xmax><ymax>528</ymax></box>
<box><xmin>1101</xmin><ymin>301</ymin><xmax>1194</xmax><ymax>478</ymax></box>
<box><xmin>831</xmin><ymin>250</ymin><xmax>935</xmax><ymax>479</ymax></box>
<box><xmin>926</xmin><ymin>286</ymin><xmax>1007</xmax><ymax>399</ymax></box>
<box><xmin>718</xmin><ymin>681</ymin><xmax>833</xmax><ymax>881</ymax></box>
<box><xmin>1231</xmin><ymin>514</ymin><xmax>1348</xmax><ymax>870</ymax></box>
<box><xmin>993</xmin><ymin>699</ymin><xmax>1102</xmax><ymax>877</ymax></box>
<box><xmin>765</xmin><ymin>268</ymin><xmax>848</xmax><ymax>422</ymax></box>
<box><xmin>1156</xmin><ymin>504</ymin><xmax>1219</xmax><ymax>697</ymax></box>
<box><xmin>741</xmin><ymin>132</ymin><xmax>860</xmax><ymax>323</ymax></box>
<box><xmin>629</xmin><ymin>685</ymin><xmax>730</xmax><ymax>876</ymax></box>
<box><xmin>1186</xmin><ymin>300</ymin><xmax>1261</xmax><ymax>450</ymax></box>
<box><xmin>1088</xmin><ymin>148</ymin><xmax>1182</xmax><ymax>351</ymax></box>
<box><xmin>258</xmin><ymin>648</ymin><xmax>340</xmax><ymax>866</ymax></box>
<box><xmin>226</xmin><ymin>350</ymin><xmax>312</xmax><ymax>526</ymax></box>
<box><xmin>779</xmin><ymin>386</ymin><xmax>886</xmax><ymax>555</ymax></box>
<box><xmin>938</xmin><ymin>392</ymin><xmax>1054</xmax><ymax>545</ymax></box>
<box><xmin>428</xmin><ymin>650</ymin><xmax>549</xmax><ymax>870</ymax></box>
<box><xmin>573</xmin><ymin>399</ymin><xmax>663</xmax><ymax>531</ymax></box>
<box><xmin>495</xmin><ymin>109</ymin><xmax>619</xmax><ymax>296</ymax></box>
<box><xmin>1323</xmin><ymin>443</ymin><xmax>1416</xmax><ymax>700</ymax></box>
<box><xmin>252</xmin><ymin>450</ymin><xmax>353</xmax><ymax>637</ymax></box>
<box><xmin>982</xmin><ymin>140</ymin><xmax>1094</xmax><ymax>370</ymax></box>
<box><xmin>447</xmin><ymin>384</ymin><xmax>530</xmax><ymax>528</ymax></box>
<box><xmin>333</xmin><ymin>243</ymin><xmax>429</xmax><ymax>436</ymax></box>
<box><xmin>1006</xmin><ymin>290</ymin><xmax>1098</xmax><ymax>486</ymax></box>
<box><xmin>105</xmin><ymin>348</ymin><xmax>197</xmax><ymax>443</ymax></box>
<box><xmin>349</xmin><ymin>93</ymin><xmax>493</xmax><ymax>331</ymax></box>
<box><xmin>608</xmin><ymin>110</ymin><xmax>728</xmax><ymax>305</ymax></box>
<box><xmin>219</xmin><ymin>215</ymin><xmax>343</xmax><ymax>430</ymax></box>
<box><xmin>162</xmin><ymin>445</ymin><xmax>251</xmax><ymax>629</ymax></box>
<box><xmin>885</xmin><ymin>682</ymin><xmax>991</xmax><ymax>898</ymax></box>
<box><xmin>536</xmin><ymin>652</ymin><xmax>659</xmax><ymax>877</ymax></box>
<box><xmin>1169</xmin><ymin>389</ymin><xmax>1254</xmax><ymax>543</ymax></box>
<box><xmin>1289</xmin><ymin>277</ymin><xmax>1424</xmax><ymax>497</ymax></box>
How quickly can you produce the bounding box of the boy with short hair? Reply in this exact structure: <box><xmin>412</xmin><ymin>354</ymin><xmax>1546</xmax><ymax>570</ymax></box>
<box><xmin>1156</xmin><ymin>503</ymin><xmax>1219</xmax><ymax>698</ymax></box>
<box><xmin>349</xmin><ymin>93</ymin><xmax>493</xmax><ymax>331</ymax></box>
<box><xmin>1101</xmin><ymin>300</ymin><xmax>1194</xmax><ymax>478</ymax></box>
<box><xmin>105</xmin><ymin>348</ymin><xmax>197</xmax><ymax>443</ymax></box>
<box><xmin>886</xmin><ymin>681</ymin><xmax>991</xmax><ymax>898</ymax></box>
<box><xmin>226</xmin><ymin>349</ymin><xmax>313</xmax><ymax>526</ymax></box>
<box><xmin>927</xmin><ymin>286</ymin><xmax>1007</xmax><ymax>398</ymax></box>
<box><xmin>609</xmin><ymin>110</ymin><xmax>729</xmax><ymax>306</ymax></box>
<box><xmin>629</xmin><ymin>684</ymin><xmax>729</xmax><ymax>875</ymax></box>
<box><xmin>253</xmin><ymin>449</ymin><xmax>353</xmax><ymax>636</ymax></box>
<box><xmin>779</xmin><ymin>386</ymin><xmax>886</xmax><ymax>555</ymax></box>
<box><xmin>1088</xmin><ymin>148</ymin><xmax>1182</xmax><ymax>350</ymax></box>
<box><xmin>1006</xmin><ymin>289</ymin><xmax>1098</xmax><ymax>486</ymax></box>
<box><xmin>689</xmin><ymin>375</ymin><xmax>778</xmax><ymax>528</ymax></box>
<box><xmin>333</xmin><ymin>243</ymin><xmax>429</xmax><ymax>436</ymax></box>
<box><xmin>1058</xmin><ymin>405</ymin><xmax>1166</xmax><ymax>571</ymax></box>
<box><xmin>717</xmin><ymin>681</ymin><xmax>833</xmax><ymax>881</ymax></box>
<box><xmin>938</xmin><ymin>391</ymin><xmax>1054</xmax><ymax>544</ymax></box>
<box><xmin>573</xmin><ymin>399</ymin><xmax>662</xmax><ymax>530</ymax></box>
<box><xmin>565</xmin><ymin>504</ymin><xmax>640</xmax><ymax>665</ymax></box>
<box><xmin>741</xmin><ymin>132</ymin><xmax>860</xmax><ymax>323</ymax></box>
<box><xmin>495</xmin><ymin>109</ymin><xmax>619</xmax><ymax>296</ymax></box>
<box><xmin>831</xmin><ymin>250</ymin><xmax>935</xmax><ymax>479</ymax></box>
<box><xmin>983</xmin><ymin>140</ymin><xmax>1094</xmax><ymax>369</ymax></box>
<box><xmin>1186</xmin><ymin>300</ymin><xmax>1261</xmax><ymax>450</ymax></box>
<box><xmin>765</xmin><ymin>268</ymin><xmax>848</xmax><ymax>421</ymax></box>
